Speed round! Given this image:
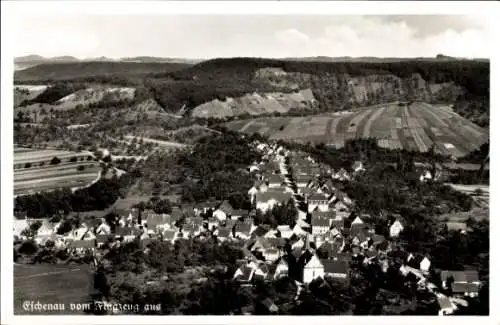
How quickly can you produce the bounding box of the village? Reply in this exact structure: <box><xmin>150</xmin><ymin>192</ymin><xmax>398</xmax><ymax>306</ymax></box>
<box><xmin>13</xmin><ymin>139</ymin><xmax>482</xmax><ymax>316</ymax></box>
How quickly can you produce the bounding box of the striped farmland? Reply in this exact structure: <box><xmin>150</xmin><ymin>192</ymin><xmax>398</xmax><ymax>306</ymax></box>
<box><xmin>225</xmin><ymin>102</ymin><xmax>489</xmax><ymax>158</ymax></box>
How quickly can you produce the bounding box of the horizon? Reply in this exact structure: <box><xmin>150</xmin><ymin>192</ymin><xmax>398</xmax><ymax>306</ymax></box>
<box><xmin>13</xmin><ymin>15</ymin><xmax>492</xmax><ymax>59</ymax></box>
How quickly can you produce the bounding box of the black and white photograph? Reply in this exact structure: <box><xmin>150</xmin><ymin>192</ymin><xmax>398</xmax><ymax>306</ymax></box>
<box><xmin>1</xmin><ymin>1</ymin><xmax>497</xmax><ymax>323</ymax></box>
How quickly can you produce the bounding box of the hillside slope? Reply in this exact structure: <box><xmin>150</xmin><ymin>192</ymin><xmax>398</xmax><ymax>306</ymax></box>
<box><xmin>148</xmin><ymin>57</ymin><xmax>489</xmax><ymax>125</ymax></box>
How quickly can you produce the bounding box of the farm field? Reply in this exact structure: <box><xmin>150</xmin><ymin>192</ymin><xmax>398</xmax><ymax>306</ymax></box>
<box><xmin>14</xmin><ymin>263</ymin><xmax>94</xmax><ymax>315</ymax></box>
<box><xmin>225</xmin><ymin>102</ymin><xmax>489</xmax><ymax>157</ymax></box>
<box><xmin>14</xmin><ymin>147</ymin><xmax>100</xmax><ymax>196</ymax></box>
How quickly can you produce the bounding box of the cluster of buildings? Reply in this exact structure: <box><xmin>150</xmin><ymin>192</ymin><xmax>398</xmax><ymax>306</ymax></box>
<box><xmin>13</xmin><ymin>140</ymin><xmax>482</xmax><ymax>315</ymax></box>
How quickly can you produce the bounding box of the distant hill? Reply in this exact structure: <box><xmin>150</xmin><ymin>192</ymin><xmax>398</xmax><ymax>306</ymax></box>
<box><xmin>14</xmin><ymin>61</ymin><xmax>192</xmax><ymax>82</ymax></box>
<box><xmin>282</xmin><ymin>55</ymin><xmax>489</xmax><ymax>63</ymax></box>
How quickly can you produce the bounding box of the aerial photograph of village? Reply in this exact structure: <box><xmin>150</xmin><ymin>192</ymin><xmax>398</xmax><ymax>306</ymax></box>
<box><xmin>6</xmin><ymin>9</ymin><xmax>490</xmax><ymax>317</ymax></box>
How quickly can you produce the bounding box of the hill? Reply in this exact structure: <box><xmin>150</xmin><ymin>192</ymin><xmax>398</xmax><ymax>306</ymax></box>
<box><xmin>14</xmin><ymin>61</ymin><xmax>192</xmax><ymax>82</ymax></box>
<box><xmin>147</xmin><ymin>57</ymin><xmax>489</xmax><ymax>126</ymax></box>
<box><xmin>225</xmin><ymin>102</ymin><xmax>488</xmax><ymax>158</ymax></box>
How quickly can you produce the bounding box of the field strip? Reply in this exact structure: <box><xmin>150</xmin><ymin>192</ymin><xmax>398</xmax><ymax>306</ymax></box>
<box><xmin>328</xmin><ymin>116</ymin><xmax>344</xmax><ymax>139</ymax></box>
<box><xmin>362</xmin><ymin>106</ymin><xmax>388</xmax><ymax>138</ymax></box>
<box><xmin>336</xmin><ymin>110</ymin><xmax>365</xmax><ymax>135</ymax></box>
<box><xmin>346</xmin><ymin>109</ymin><xmax>373</xmax><ymax>133</ymax></box>
<box><xmin>15</xmin><ymin>268</ymin><xmax>82</xmax><ymax>279</ymax></box>
<box><xmin>15</xmin><ymin>173</ymin><xmax>98</xmax><ymax>187</ymax></box>
<box><xmin>239</xmin><ymin>120</ymin><xmax>257</xmax><ymax>133</ymax></box>
<box><xmin>15</xmin><ymin>163</ymin><xmax>96</xmax><ymax>175</ymax></box>
<box><xmin>401</xmin><ymin>104</ymin><xmax>410</xmax><ymax>128</ymax></box>
<box><xmin>15</xmin><ymin>168</ymin><xmax>99</xmax><ymax>182</ymax></box>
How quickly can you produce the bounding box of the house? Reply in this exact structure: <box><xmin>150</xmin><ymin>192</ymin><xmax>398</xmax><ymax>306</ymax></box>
<box><xmin>233</xmin><ymin>265</ymin><xmax>255</xmax><ymax>283</ymax></box>
<box><xmin>437</xmin><ymin>294</ymin><xmax>457</xmax><ymax>316</ymax></box>
<box><xmin>334</xmin><ymin>200</ymin><xmax>350</xmax><ymax>217</ymax></box>
<box><xmin>146</xmin><ymin>213</ymin><xmax>170</xmax><ymax>234</ymax></box>
<box><xmin>263</xmin><ymin>229</ymin><xmax>278</xmax><ymax>238</ymax></box>
<box><xmin>330</xmin><ymin>218</ymin><xmax>344</xmax><ymax>231</ymax></box>
<box><xmin>267</xmin><ymin>174</ymin><xmax>285</xmax><ymax>188</ymax></box>
<box><xmin>253</xmin><ymin>262</ymin><xmax>270</xmax><ymax>281</ymax></box>
<box><xmin>231</xmin><ymin>209</ymin><xmax>249</xmax><ymax>220</ymax></box>
<box><xmin>318</xmin><ymin>239</ymin><xmax>345</xmax><ymax>259</ymax></box>
<box><xmin>68</xmin><ymin>239</ymin><xmax>96</xmax><ymax>253</ymax></box>
<box><xmin>407</xmin><ymin>254</ymin><xmax>431</xmax><ymax>273</ymax></box>
<box><xmin>115</xmin><ymin>227</ymin><xmax>137</xmax><ymax>242</ymax></box>
<box><xmin>389</xmin><ymin>216</ymin><xmax>405</xmax><ymax>238</ymax></box>
<box><xmin>441</xmin><ymin>270</ymin><xmax>480</xmax><ymax>297</ymax></box>
<box><xmin>213</xmin><ymin>200</ymin><xmax>233</xmax><ymax>221</ymax></box>
<box><xmin>446</xmin><ymin>222</ymin><xmax>471</xmax><ymax>234</ymax></box>
<box><xmin>67</xmin><ymin>224</ymin><xmax>95</xmax><ymax>241</ymax></box>
<box><xmin>262</xmin><ymin>248</ymin><xmax>280</xmax><ymax>262</ymax></box>
<box><xmin>277</xmin><ymin>225</ymin><xmax>293</xmax><ymax>239</ymax></box>
<box><xmin>34</xmin><ymin>220</ymin><xmax>56</xmax><ymax>244</ymax></box>
<box><xmin>249</xmin><ymin>165</ymin><xmax>260</xmax><ymax>173</ymax></box>
<box><xmin>95</xmin><ymin>220</ymin><xmax>112</xmax><ymax>235</ymax></box>
<box><xmin>13</xmin><ymin>218</ymin><xmax>31</xmax><ymax>240</ymax></box>
<box><xmin>251</xmin><ymin>225</ymin><xmax>272</xmax><ymax>238</ymax></box>
<box><xmin>296</xmin><ymin>174</ymin><xmax>313</xmax><ymax>188</ymax></box>
<box><xmin>350</xmin><ymin>216</ymin><xmax>364</xmax><ymax>226</ymax></box>
<box><xmin>363</xmin><ymin>249</ymin><xmax>378</xmax><ymax>264</ymax></box>
<box><xmin>96</xmin><ymin>234</ymin><xmax>112</xmax><ymax>248</ymax></box>
<box><xmin>182</xmin><ymin>223</ymin><xmax>203</xmax><ymax>238</ymax></box>
<box><xmin>206</xmin><ymin>217</ymin><xmax>219</xmax><ymax>231</ymax></box>
<box><xmin>419</xmin><ymin>170</ymin><xmax>433</xmax><ymax>182</ymax></box>
<box><xmin>162</xmin><ymin>229</ymin><xmax>178</xmax><ymax>243</ymax></box>
<box><xmin>352</xmin><ymin>161</ymin><xmax>365</xmax><ymax>173</ymax></box>
<box><xmin>303</xmin><ymin>254</ymin><xmax>325</xmax><ymax>283</ymax></box>
<box><xmin>273</xmin><ymin>258</ymin><xmax>289</xmax><ymax>280</ymax></box>
<box><xmin>311</xmin><ymin>215</ymin><xmax>330</xmax><ymax>236</ymax></box>
<box><xmin>307</xmin><ymin>193</ymin><xmax>329</xmax><ymax>212</ymax></box>
<box><xmin>333</xmin><ymin>168</ymin><xmax>350</xmax><ymax>181</ymax></box>
<box><xmin>234</xmin><ymin>222</ymin><xmax>252</xmax><ymax>240</ymax></box>
<box><xmin>193</xmin><ymin>201</ymin><xmax>219</xmax><ymax>216</ymax></box>
<box><xmin>215</xmin><ymin>227</ymin><xmax>231</xmax><ymax>242</ymax></box>
<box><xmin>290</xmin><ymin>236</ymin><xmax>305</xmax><ymax>250</ymax></box>
<box><xmin>255</xmin><ymin>190</ymin><xmax>292</xmax><ymax>213</ymax></box>
<box><xmin>351</xmin><ymin>231</ymin><xmax>370</xmax><ymax>248</ymax></box>
<box><xmin>322</xmin><ymin>259</ymin><xmax>349</xmax><ymax>279</ymax></box>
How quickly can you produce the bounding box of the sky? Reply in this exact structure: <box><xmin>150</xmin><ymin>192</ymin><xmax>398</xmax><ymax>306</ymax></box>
<box><xmin>13</xmin><ymin>15</ymin><xmax>492</xmax><ymax>59</ymax></box>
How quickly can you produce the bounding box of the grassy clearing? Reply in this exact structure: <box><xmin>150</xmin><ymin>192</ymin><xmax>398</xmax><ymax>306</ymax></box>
<box><xmin>14</xmin><ymin>264</ymin><xmax>93</xmax><ymax>315</ymax></box>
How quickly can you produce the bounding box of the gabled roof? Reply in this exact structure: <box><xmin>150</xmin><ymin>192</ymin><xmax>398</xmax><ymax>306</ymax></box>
<box><xmin>441</xmin><ymin>270</ymin><xmax>479</xmax><ymax>283</ymax></box>
<box><xmin>330</xmin><ymin>219</ymin><xmax>345</xmax><ymax>230</ymax></box>
<box><xmin>295</xmin><ymin>174</ymin><xmax>314</xmax><ymax>183</ymax></box>
<box><xmin>451</xmin><ymin>282</ymin><xmax>480</xmax><ymax>294</ymax></box>
<box><xmin>234</xmin><ymin>222</ymin><xmax>252</xmax><ymax>234</ymax></box>
<box><xmin>321</xmin><ymin>259</ymin><xmax>349</xmax><ymax>274</ymax></box>
<box><xmin>311</xmin><ymin>210</ymin><xmax>336</xmax><ymax>220</ymax></box>
<box><xmin>147</xmin><ymin>213</ymin><xmax>170</xmax><ymax>229</ymax></box>
<box><xmin>163</xmin><ymin>229</ymin><xmax>177</xmax><ymax>240</ymax></box>
<box><xmin>267</xmin><ymin>173</ymin><xmax>285</xmax><ymax>184</ymax></box>
<box><xmin>69</xmin><ymin>239</ymin><xmax>96</xmax><ymax>249</ymax></box>
<box><xmin>371</xmin><ymin>234</ymin><xmax>386</xmax><ymax>244</ymax></box>
<box><xmin>308</xmin><ymin>193</ymin><xmax>328</xmax><ymax>201</ymax></box>
<box><xmin>235</xmin><ymin>266</ymin><xmax>254</xmax><ymax>282</ymax></box>
<box><xmin>231</xmin><ymin>209</ymin><xmax>249</xmax><ymax>217</ymax></box>
<box><xmin>170</xmin><ymin>207</ymin><xmax>183</xmax><ymax>221</ymax></box>
<box><xmin>311</xmin><ymin>216</ymin><xmax>330</xmax><ymax>228</ymax></box>
<box><xmin>217</xmin><ymin>200</ymin><xmax>234</xmax><ymax>215</ymax></box>
<box><xmin>266</xmin><ymin>237</ymin><xmax>286</xmax><ymax>248</ymax></box>
<box><xmin>217</xmin><ymin>227</ymin><xmax>231</xmax><ymax>238</ymax></box>
<box><xmin>95</xmin><ymin>234</ymin><xmax>112</xmax><ymax>243</ymax></box>
<box><xmin>256</xmin><ymin>191</ymin><xmax>292</xmax><ymax>204</ymax></box>
<box><xmin>446</xmin><ymin>222</ymin><xmax>470</xmax><ymax>232</ymax></box>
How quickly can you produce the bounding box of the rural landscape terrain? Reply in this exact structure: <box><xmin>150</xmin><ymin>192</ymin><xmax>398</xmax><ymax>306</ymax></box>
<box><xmin>12</xmin><ymin>53</ymin><xmax>489</xmax><ymax>316</ymax></box>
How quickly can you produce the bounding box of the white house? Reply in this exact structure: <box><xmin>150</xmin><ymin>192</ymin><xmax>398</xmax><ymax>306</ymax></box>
<box><xmin>34</xmin><ymin>220</ymin><xmax>56</xmax><ymax>245</ymax></box>
<box><xmin>263</xmin><ymin>248</ymin><xmax>280</xmax><ymax>262</ymax></box>
<box><xmin>13</xmin><ymin>218</ymin><xmax>31</xmax><ymax>240</ymax></box>
<box><xmin>213</xmin><ymin>200</ymin><xmax>233</xmax><ymax>221</ymax></box>
<box><xmin>274</xmin><ymin>258</ymin><xmax>289</xmax><ymax>279</ymax></box>
<box><xmin>267</xmin><ymin>174</ymin><xmax>285</xmax><ymax>188</ymax></box>
<box><xmin>311</xmin><ymin>216</ymin><xmax>330</xmax><ymax>236</ymax></box>
<box><xmin>95</xmin><ymin>221</ymin><xmax>112</xmax><ymax>235</ymax></box>
<box><xmin>351</xmin><ymin>216</ymin><xmax>364</xmax><ymax>226</ymax></box>
<box><xmin>352</xmin><ymin>161</ymin><xmax>365</xmax><ymax>173</ymax></box>
<box><xmin>277</xmin><ymin>225</ymin><xmax>293</xmax><ymax>239</ymax></box>
<box><xmin>389</xmin><ymin>218</ymin><xmax>405</xmax><ymax>238</ymax></box>
<box><xmin>256</xmin><ymin>191</ymin><xmax>292</xmax><ymax>213</ymax></box>
<box><xmin>303</xmin><ymin>254</ymin><xmax>325</xmax><ymax>283</ymax></box>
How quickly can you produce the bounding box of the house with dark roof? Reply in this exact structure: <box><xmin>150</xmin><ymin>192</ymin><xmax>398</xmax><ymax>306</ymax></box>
<box><xmin>407</xmin><ymin>253</ymin><xmax>431</xmax><ymax>273</ymax></box>
<box><xmin>307</xmin><ymin>193</ymin><xmax>329</xmax><ymax>213</ymax></box>
<box><xmin>295</xmin><ymin>174</ymin><xmax>314</xmax><ymax>188</ymax></box>
<box><xmin>277</xmin><ymin>225</ymin><xmax>293</xmax><ymax>239</ymax></box>
<box><xmin>234</xmin><ymin>222</ymin><xmax>252</xmax><ymax>240</ymax></box>
<box><xmin>446</xmin><ymin>222</ymin><xmax>472</xmax><ymax>234</ymax></box>
<box><xmin>311</xmin><ymin>215</ymin><xmax>330</xmax><ymax>236</ymax></box>
<box><xmin>267</xmin><ymin>174</ymin><xmax>285</xmax><ymax>188</ymax></box>
<box><xmin>231</xmin><ymin>209</ymin><xmax>250</xmax><ymax>220</ymax></box>
<box><xmin>303</xmin><ymin>253</ymin><xmax>325</xmax><ymax>283</ymax></box>
<box><xmin>68</xmin><ymin>239</ymin><xmax>96</xmax><ymax>252</ymax></box>
<box><xmin>146</xmin><ymin>213</ymin><xmax>171</xmax><ymax>234</ymax></box>
<box><xmin>451</xmin><ymin>282</ymin><xmax>481</xmax><ymax>298</ymax></box>
<box><xmin>193</xmin><ymin>200</ymin><xmax>219</xmax><ymax>216</ymax></box>
<box><xmin>215</xmin><ymin>227</ymin><xmax>231</xmax><ymax>242</ymax></box>
<box><xmin>322</xmin><ymin>259</ymin><xmax>349</xmax><ymax>279</ymax></box>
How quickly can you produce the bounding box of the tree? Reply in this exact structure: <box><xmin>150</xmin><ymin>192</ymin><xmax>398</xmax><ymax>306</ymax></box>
<box><xmin>70</xmin><ymin>156</ymin><xmax>78</xmax><ymax>162</ymax></box>
<box><xmin>24</xmin><ymin>162</ymin><xmax>32</xmax><ymax>168</ymax></box>
<box><xmin>50</xmin><ymin>156</ymin><xmax>61</xmax><ymax>165</ymax></box>
<box><xmin>77</xmin><ymin>165</ymin><xmax>86</xmax><ymax>171</ymax></box>
<box><xmin>18</xmin><ymin>240</ymin><xmax>38</xmax><ymax>255</ymax></box>
<box><xmin>57</xmin><ymin>219</ymin><xmax>73</xmax><ymax>235</ymax></box>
